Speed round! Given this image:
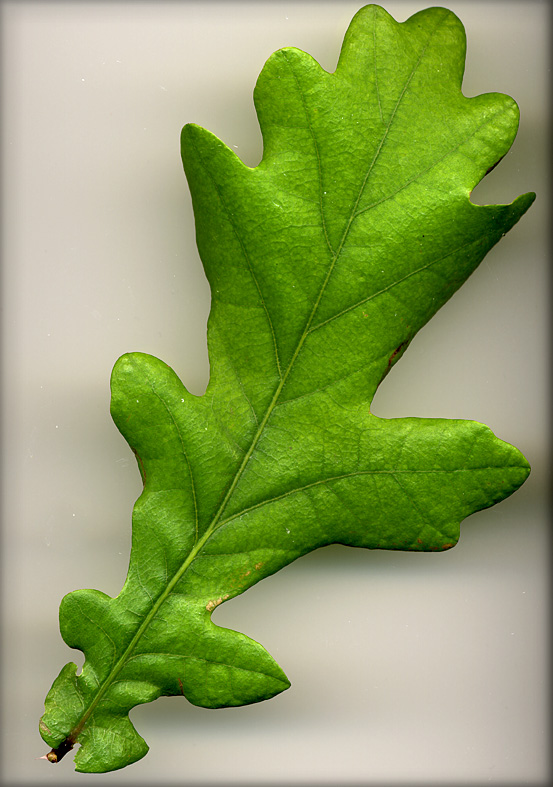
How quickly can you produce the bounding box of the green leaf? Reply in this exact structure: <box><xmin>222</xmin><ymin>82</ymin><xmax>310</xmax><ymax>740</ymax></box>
<box><xmin>40</xmin><ymin>4</ymin><xmax>533</xmax><ymax>773</ymax></box>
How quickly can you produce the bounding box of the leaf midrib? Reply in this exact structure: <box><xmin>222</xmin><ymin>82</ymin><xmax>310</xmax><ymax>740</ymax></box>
<box><xmin>198</xmin><ymin>13</ymin><xmax>446</xmax><ymax>525</ymax></box>
<box><xmin>67</xmin><ymin>12</ymin><xmax>449</xmax><ymax>746</ymax></box>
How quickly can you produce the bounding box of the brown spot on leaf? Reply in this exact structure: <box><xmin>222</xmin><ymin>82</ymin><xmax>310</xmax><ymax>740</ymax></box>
<box><xmin>386</xmin><ymin>340</ymin><xmax>409</xmax><ymax>370</ymax></box>
<box><xmin>132</xmin><ymin>448</ymin><xmax>147</xmax><ymax>485</ymax></box>
<box><xmin>205</xmin><ymin>594</ymin><xmax>230</xmax><ymax>612</ymax></box>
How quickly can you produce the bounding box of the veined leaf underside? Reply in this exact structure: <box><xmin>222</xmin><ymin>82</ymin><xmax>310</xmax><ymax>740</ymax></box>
<box><xmin>41</xmin><ymin>4</ymin><xmax>533</xmax><ymax>773</ymax></box>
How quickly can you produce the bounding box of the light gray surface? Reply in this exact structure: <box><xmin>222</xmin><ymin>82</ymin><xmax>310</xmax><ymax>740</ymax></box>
<box><xmin>1</xmin><ymin>1</ymin><xmax>549</xmax><ymax>784</ymax></box>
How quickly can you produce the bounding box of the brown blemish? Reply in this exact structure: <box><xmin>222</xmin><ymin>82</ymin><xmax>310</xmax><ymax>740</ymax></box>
<box><xmin>39</xmin><ymin>721</ymin><xmax>53</xmax><ymax>736</ymax></box>
<box><xmin>205</xmin><ymin>594</ymin><xmax>229</xmax><ymax>612</ymax></box>
<box><xmin>132</xmin><ymin>448</ymin><xmax>147</xmax><ymax>485</ymax></box>
<box><xmin>386</xmin><ymin>340</ymin><xmax>409</xmax><ymax>370</ymax></box>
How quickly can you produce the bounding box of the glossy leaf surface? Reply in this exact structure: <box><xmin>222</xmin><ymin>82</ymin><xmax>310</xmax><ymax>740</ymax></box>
<box><xmin>40</xmin><ymin>4</ymin><xmax>533</xmax><ymax>772</ymax></box>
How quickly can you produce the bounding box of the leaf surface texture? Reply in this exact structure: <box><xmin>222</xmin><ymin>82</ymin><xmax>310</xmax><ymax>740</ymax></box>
<box><xmin>40</xmin><ymin>4</ymin><xmax>533</xmax><ymax>772</ymax></box>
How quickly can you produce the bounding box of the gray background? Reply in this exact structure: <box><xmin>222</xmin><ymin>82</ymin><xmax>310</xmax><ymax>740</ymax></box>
<box><xmin>1</xmin><ymin>1</ymin><xmax>549</xmax><ymax>784</ymax></box>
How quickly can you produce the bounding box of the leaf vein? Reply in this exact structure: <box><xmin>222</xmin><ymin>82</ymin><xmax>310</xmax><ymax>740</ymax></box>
<box><xmin>307</xmin><ymin>235</ymin><xmax>486</xmax><ymax>335</ymax></box>
<box><xmin>189</xmin><ymin>134</ymin><xmax>283</xmax><ymax>379</ymax></box>
<box><xmin>151</xmin><ymin>387</ymin><xmax>199</xmax><ymax>543</ymax></box>
<box><xmin>281</xmin><ymin>50</ymin><xmax>335</xmax><ymax>258</ymax></box>
<box><xmin>216</xmin><ymin>464</ymin><xmax>525</xmax><ymax>531</ymax></box>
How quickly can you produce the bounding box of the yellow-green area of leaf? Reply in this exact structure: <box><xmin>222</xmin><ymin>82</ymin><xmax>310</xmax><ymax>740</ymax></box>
<box><xmin>40</xmin><ymin>4</ymin><xmax>533</xmax><ymax>773</ymax></box>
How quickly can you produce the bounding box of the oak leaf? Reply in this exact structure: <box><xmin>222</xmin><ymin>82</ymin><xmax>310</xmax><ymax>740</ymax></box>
<box><xmin>40</xmin><ymin>4</ymin><xmax>533</xmax><ymax>772</ymax></box>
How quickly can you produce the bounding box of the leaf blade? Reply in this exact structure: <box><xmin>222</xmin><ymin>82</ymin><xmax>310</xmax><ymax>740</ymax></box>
<box><xmin>41</xmin><ymin>4</ymin><xmax>533</xmax><ymax>772</ymax></box>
